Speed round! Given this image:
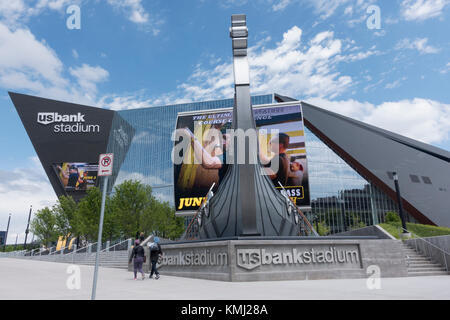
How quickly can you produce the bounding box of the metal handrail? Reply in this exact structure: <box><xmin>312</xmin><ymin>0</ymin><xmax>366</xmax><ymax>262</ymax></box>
<box><xmin>49</xmin><ymin>245</ymin><xmax>68</xmax><ymax>255</ymax></box>
<box><xmin>278</xmin><ymin>182</ymin><xmax>319</xmax><ymax>237</ymax></box>
<box><xmin>399</xmin><ymin>226</ymin><xmax>449</xmax><ymax>272</ymax></box>
<box><xmin>100</xmin><ymin>238</ymin><xmax>132</xmax><ymax>253</ymax></box>
<box><xmin>183</xmin><ymin>184</ymin><xmax>215</xmax><ymax>240</ymax></box>
<box><xmin>70</xmin><ymin>241</ymin><xmax>98</xmax><ymax>255</ymax></box>
<box><xmin>399</xmin><ymin>227</ymin><xmax>450</xmax><ymax>255</ymax></box>
<box><xmin>3</xmin><ymin>238</ymin><xmax>133</xmax><ymax>264</ymax></box>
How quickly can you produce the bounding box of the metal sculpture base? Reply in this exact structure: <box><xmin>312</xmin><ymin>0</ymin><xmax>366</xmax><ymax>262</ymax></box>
<box><xmin>149</xmin><ymin>238</ymin><xmax>408</xmax><ymax>282</ymax></box>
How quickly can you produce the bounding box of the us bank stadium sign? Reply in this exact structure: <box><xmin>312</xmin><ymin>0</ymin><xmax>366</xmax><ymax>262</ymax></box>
<box><xmin>37</xmin><ymin>112</ymin><xmax>100</xmax><ymax>133</ymax></box>
<box><xmin>160</xmin><ymin>245</ymin><xmax>361</xmax><ymax>270</ymax></box>
<box><xmin>236</xmin><ymin>246</ymin><xmax>360</xmax><ymax>270</ymax></box>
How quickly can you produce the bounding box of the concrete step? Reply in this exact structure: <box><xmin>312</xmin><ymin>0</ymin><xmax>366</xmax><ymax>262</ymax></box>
<box><xmin>404</xmin><ymin>254</ymin><xmax>425</xmax><ymax>258</ymax></box>
<box><xmin>407</xmin><ymin>267</ymin><xmax>446</xmax><ymax>272</ymax></box>
<box><xmin>407</xmin><ymin>271</ymin><xmax>449</xmax><ymax>277</ymax></box>
<box><xmin>405</xmin><ymin>257</ymin><xmax>431</xmax><ymax>261</ymax></box>
<box><xmin>403</xmin><ymin>250</ymin><xmax>421</xmax><ymax>255</ymax></box>
<box><xmin>407</xmin><ymin>263</ymin><xmax>442</xmax><ymax>268</ymax></box>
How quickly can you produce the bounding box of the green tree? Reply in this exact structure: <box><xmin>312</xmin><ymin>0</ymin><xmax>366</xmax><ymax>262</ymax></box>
<box><xmin>75</xmin><ymin>185</ymin><xmax>120</xmax><ymax>242</ymax></box>
<box><xmin>30</xmin><ymin>207</ymin><xmax>58</xmax><ymax>247</ymax></box>
<box><xmin>110</xmin><ymin>180</ymin><xmax>154</xmax><ymax>238</ymax></box>
<box><xmin>53</xmin><ymin>195</ymin><xmax>78</xmax><ymax>239</ymax></box>
<box><xmin>142</xmin><ymin>200</ymin><xmax>184</xmax><ymax>240</ymax></box>
<box><xmin>75</xmin><ymin>187</ymin><xmax>103</xmax><ymax>242</ymax></box>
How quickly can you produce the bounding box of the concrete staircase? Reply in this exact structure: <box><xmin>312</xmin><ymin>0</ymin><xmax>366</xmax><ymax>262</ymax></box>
<box><xmin>21</xmin><ymin>250</ymin><xmax>130</xmax><ymax>269</ymax></box>
<box><xmin>72</xmin><ymin>251</ymin><xmax>130</xmax><ymax>269</ymax></box>
<box><xmin>402</xmin><ymin>242</ymin><xmax>448</xmax><ymax>277</ymax></box>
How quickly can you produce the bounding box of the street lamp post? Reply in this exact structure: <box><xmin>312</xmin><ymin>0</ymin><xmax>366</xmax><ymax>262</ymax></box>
<box><xmin>24</xmin><ymin>205</ymin><xmax>32</xmax><ymax>250</ymax></box>
<box><xmin>3</xmin><ymin>214</ymin><xmax>11</xmax><ymax>252</ymax></box>
<box><xmin>14</xmin><ymin>234</ymin><xmax>18</xmax><ymax>250</ymax></box>
<box><xmin>392</xmin><ymin>172</ymin><xmax>408</xmax><ymax>234</ymax></box>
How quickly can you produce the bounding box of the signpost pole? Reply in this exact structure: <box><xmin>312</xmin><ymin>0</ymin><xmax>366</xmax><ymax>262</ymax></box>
<box><xmin>91</xmin><ymin>175</ymin><xmax>108</xmax><ymax>300</ymax></box>
<box><xmin>91</xmin><ymin>153</ymin><xmax>113</xmax><ymax>300</ymax></box>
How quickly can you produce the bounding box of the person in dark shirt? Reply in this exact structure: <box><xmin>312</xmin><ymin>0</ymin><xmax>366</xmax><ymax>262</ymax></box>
<box><xmin>261</xmin><ymin>133</ymin><xmax>290</xmax><ymax>187</ymax></box>
<box><xmin>67</xmin><ymin>166</ymin><xmax>82</xmax><ymax>190</ymax></box>
<box><xmin>148</xmin><ymin>237</ymin><xmax>163</xmax><ymax>279</ymax></box>
<box><xmin>129</xmin><ymin>239</ymin><xmax>146</xmax><ymax>280</ymax></box>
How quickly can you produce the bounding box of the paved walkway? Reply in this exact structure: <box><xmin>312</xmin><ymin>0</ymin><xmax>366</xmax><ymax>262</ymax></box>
<box><xmin>0</xmin><ymin>258</ymin><xmax>449</xmax><ymax>300</ymax></box>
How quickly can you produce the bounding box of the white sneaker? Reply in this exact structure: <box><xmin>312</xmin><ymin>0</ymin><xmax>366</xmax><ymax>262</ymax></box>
<box><xmin>155</xmin><ymin>275</ymin><xmax>160</xmax><ymax>280</ymax></box>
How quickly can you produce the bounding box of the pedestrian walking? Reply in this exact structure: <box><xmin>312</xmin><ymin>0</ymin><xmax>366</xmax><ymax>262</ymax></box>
<box><xmin>129</xmin><ymin>239</ymin><xmax>146</xmax><ymax>280</ymax></box>
<box><xmin>148</xmin><ymin>237</ymin><xmax>163</xmax><ymax>279</ymax></box>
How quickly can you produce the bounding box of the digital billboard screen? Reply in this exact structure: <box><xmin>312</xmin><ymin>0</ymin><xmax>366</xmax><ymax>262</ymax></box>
<box><xmin>173</xmin><ymin>102</ymin><xmax>310</xmax><ymax>214</ymax></box>
<box><xmin>0</xmin><ymin>231</ymin><xmax>6</xmax><ymax>246</ymax></box>
<box><xmin>53</xmin><ymin>162</ymin><xmax>98</xmax><ymax>192</ymax></box>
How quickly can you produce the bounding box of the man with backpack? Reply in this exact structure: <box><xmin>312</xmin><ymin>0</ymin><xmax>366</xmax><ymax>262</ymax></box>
<box><xmin>148</xmin><ymin>237</ymin><xmax>163</xmax><ymax>279</ymax></box>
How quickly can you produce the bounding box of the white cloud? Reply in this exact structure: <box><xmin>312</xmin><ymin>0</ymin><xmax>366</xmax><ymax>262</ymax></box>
<box><xmin>395</xmin><ymin>38</ymin><xmax>440</xmax><ymax>54</ymax></box>
<box><xmin>106</xmin><ymin>0</ymin><xmax>162</xmax><ymax>35</ymax></box>
<box><xmin>107</xmin><ymin>0</ymin><xmax>148</xmax><ymax>23</ymax></box>
<box><xmin>0</xmin><ymin>0</ymin><xmax>161</xmax><ymax>35</ymax></box>
<box><xmin>72</xmin><ymin>49</ymin><xmax>79</xmax><ymax>59</ymax></box>
<box><xmin>0</xmin><ymin>157</ymin><xmax>57</xmax><ymax>245</ymax></box>
<box><xmin>100</xmin><ymin>26</ymin><xmax>383</xmax><ymax>111</ymax></box>
<box><xmin>97</xmin><ymin>91</ymin><xmax>189</xmax><ymax>110</ymax></box>
<box><xmin>440</xmin><ymin>62</ymin><xmax>450</xmax><ymax>74</ymax></box>
<box><xmin>306</xmin><ymin>97</ymin><xmax>450</xmax><ymax>145</ymax></box>
<box><xmin>315</xmin><ymin>0</ymin><xmax>351</xmax><ymax>18</ymax></box>
<box><xmin>384</xmin><ymin>77</ymin><xmax>406</xmax><ymax>89</ymax></box>
<box><xmin>0</xmin><ymin>0</ymin><xmax>77</xmax><ymax>26</ymax></box>
<box><xmin>272</xmin><ymin>0</ymin><xmax>292</xmax><ymax>11</ymax></box>
<box><xmin>0</xmin><ymin>21</ymin><xmax>109</xmax><ymax>105</ymax></box>
<box><xmin>304</xmin><ymin>0</ymin><xmax>376</xmax><ymax>20</ymax></box>
<box><xmin>69</xmin><ymin>64</ymin><xmax>109</xmax><ymax>97</ymax></box>
<box><xmin>175</xmin><ymin>26</ymin><xmax>357</xmax><ymax>103</ymax></box>
<box><xmin>0</xmin><ymin>23</ymin><xmax>66</xmax><ymax>89</ymax></box>
<box><xmin>0</xmin><ymin>0</ymin><xmax>28</xmax><ymax>25</ymax></box>
<box><xmin>401</xmin><ymin>0</ymin><xmax>450</xmax><ymax>21</ymax></box>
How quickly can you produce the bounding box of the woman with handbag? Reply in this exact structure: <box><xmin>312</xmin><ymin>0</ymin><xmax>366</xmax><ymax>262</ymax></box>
<box><xmin>129</xmin><ymin>239</ymin><xmax>146</xmax><ymax>280</ymax></box>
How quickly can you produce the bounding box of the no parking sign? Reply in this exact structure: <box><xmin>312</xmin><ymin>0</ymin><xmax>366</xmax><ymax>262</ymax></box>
<box><xmin>98</xmin><ymin>153</ymin><xmax>114</xmax><ymax>176</ymax></box>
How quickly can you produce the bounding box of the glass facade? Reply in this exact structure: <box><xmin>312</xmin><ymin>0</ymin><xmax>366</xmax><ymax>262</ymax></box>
<box><xmin>106</xmin><ymin>94</ymin><xmax>411</xmax><ymax>235</ymax></box>
<box><xmin>107</xmin><ymin>95</ymin><xmax>273</xmax><ymax>204</ymax></box>
<box><xmin>305</xmin><ymin>127</ymin><xmax>415</xmax><ymax>234</ymax></box>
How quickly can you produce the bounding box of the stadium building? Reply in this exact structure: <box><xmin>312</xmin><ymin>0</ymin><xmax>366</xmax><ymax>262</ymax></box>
<box><xmin>9</xmin><ymin>92</ymin><xmax>450</xmax><ymax>234</ymax></box>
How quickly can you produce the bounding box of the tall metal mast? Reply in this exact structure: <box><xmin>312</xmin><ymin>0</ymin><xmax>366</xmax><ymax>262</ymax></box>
<box><xmin>198</xmin><ymin>15</ymin><xmax>301</xmax><ymax>238</ymax></box>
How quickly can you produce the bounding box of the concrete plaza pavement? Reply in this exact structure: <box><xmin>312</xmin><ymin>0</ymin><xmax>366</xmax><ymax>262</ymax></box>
<box><xmin>0</xmin><ymin>258</ymin><xmax>449</xmax><ymax>300</ymax></box>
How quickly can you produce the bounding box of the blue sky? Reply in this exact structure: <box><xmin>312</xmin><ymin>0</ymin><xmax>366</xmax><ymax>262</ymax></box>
<box><xmin>0</xmin><ymin>0</ymin><xmax>449</xmax><ymax>243</ymax></box>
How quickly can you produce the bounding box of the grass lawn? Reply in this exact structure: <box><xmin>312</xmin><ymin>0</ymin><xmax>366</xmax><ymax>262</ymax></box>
<box><xmin>379</xmin><ymin>222</ymin><xmax>450</xmax><ymax>239</ymax></box>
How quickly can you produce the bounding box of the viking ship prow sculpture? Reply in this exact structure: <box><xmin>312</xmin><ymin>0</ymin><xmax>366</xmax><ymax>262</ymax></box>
<box><xmin>197</xmin><ymin>15</ymin><xmax>303</xmax><ymax>238</ymax></box>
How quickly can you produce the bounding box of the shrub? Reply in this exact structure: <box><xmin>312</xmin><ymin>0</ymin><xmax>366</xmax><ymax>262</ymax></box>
<box><xmin>316</xmin><ymin>222</ymin><xmax>330</xmax><ymax>236</ymax></box>
<box><xmin>384</xmin><ymin>211</ymin><xmax>401</xmax><ymax>224</ymax></box>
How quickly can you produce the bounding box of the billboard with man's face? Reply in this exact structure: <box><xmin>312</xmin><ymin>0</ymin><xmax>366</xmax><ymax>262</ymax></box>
<box><xmin>53</xmin><ymin>162</ymin><xmax>98</xmax><ymax>192</ymax></box>
<box><xmin>173</xmin><ymin>102</ymin><xmax>310</xmax><ymax>214</ymax></box>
